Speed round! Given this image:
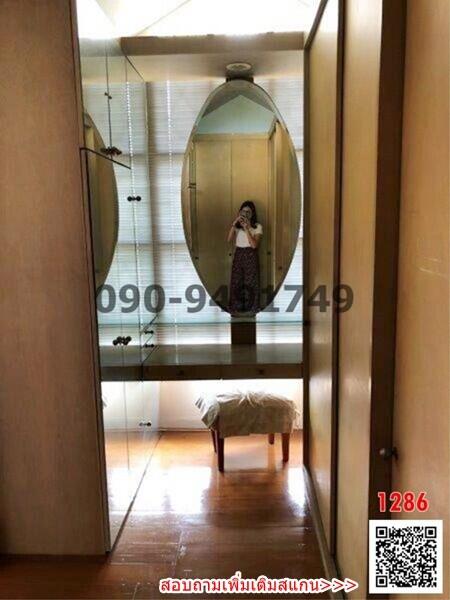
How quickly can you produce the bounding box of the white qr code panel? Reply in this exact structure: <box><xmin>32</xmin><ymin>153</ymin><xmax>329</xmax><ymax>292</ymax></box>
<box><xmin>369</xmin><ymin>520</ymin><xmax>443</xmax><ymax>594</ymax></box>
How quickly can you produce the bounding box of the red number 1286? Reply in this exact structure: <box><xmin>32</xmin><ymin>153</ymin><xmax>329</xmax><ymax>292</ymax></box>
<box><xmin>378</xmin><ymin>491</ymin><xmax>429</xmax><ymax>513</ymax></box>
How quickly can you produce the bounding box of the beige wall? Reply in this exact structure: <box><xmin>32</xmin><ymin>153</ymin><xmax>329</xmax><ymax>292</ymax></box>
<box><xmin>392</xmin><ymin>1</ymin><xmax>450</xmax><ymax>598</ymax></box>
<box><xmin>0</xmin><ymin>0</ymin><xmax>106</xmax><ymax>553</ymax></box>
<box><xmin>336</xmin><ymin>0</ymin><xmax>382</xmax><ymax>594</ymax></box>
<box><xmin>158</xmin><ymin>379</ymin><xmax>303</xmax><ymax>429</ymax></box>
<box><xmin>307</xmin><ymin>0</ymin><xmax>340</xmax><ymax>547</ymax></box>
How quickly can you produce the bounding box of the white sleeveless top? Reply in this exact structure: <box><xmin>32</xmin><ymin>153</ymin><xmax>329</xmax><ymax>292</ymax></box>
<box><xmin>235</xmin><ymin>223</ymin><xmax>263</xmax><ymax>248</ymax></box>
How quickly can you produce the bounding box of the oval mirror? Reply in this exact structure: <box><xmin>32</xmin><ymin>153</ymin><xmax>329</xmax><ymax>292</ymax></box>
<box><xmin>84</xmin><ymin>113</ymin><xmax>119</xmax><ymax>292</ymax></box>
<box><xmin>182</xmin><ymin>79</ymin><xmax>301</xmax><ymax>315</ymax></box>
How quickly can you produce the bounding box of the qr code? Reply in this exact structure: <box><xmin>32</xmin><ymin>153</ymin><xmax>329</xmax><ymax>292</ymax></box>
<box><xmin>369</xmin><ymin>520</ymin><xmax>443</xmax><ymax>594</ymax></box>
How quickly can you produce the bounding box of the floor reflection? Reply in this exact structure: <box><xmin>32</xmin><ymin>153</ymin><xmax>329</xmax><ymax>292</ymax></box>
<box><xmin>104</xmin><ymin>429</ymin><xmax>160</xmax><ymax>542</ymax></box>
<box><xmin>133</xmin><ymin>466</ymin><xmax>212</xmax><ymax>514</ymax></box>
<box><xmin>0</xmin><ymin>430</ymin><xmax>327</xmax><ymax>599</ymax></box>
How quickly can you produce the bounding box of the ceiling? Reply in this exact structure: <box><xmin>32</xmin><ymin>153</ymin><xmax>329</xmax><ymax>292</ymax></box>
<box><xmin>83</xmin><ymin>0</ymin><xmax>320</xmax><ymax>37</ymax></box>
<box><xmin>122</xmin><ymin>33</ymin><xmax>304</xmax><ymax>82</ymax></box>
<box><xmin>77</xmin><ymin>1</ymin><xmax>311</xmax><ymax>82</ymax></box>
<box><xmin>126</xmin><ymin>50</ymin><xmax>303</xmax><ymax>82</ymax></box>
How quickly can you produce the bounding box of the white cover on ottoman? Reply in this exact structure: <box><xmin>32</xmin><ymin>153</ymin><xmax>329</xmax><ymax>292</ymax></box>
<box><xmin>195</xmin><ymin>390</ymin><xmax>300</xmax><ymax>438</ymax></box>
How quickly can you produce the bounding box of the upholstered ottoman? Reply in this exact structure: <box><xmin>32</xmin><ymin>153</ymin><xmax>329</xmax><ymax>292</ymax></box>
<box><xmin>195</xmin><ymin>390</ymin><xmax>300</xmax><ymax>472</ymax></box>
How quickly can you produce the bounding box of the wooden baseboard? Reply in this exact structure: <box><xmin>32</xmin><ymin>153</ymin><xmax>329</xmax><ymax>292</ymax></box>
<box><xmin>303</xmin><ymin>465</ymin><xmax>345</xmax><ymax>599</ymax></box>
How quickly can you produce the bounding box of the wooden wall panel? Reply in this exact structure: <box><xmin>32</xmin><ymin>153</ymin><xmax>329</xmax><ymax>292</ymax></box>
<box><xmin>306</xmin><ymin>0</ymin><xmax>340</xmax><ymax>548</ymax></box>
<box><xmin>336</xmin><ymin>0</ymin><xmax>382</xmax><ymax>593</ymax></box>
<box><xmin>393</xmin><ymin>1</ymin><xmax>450</xmax><ymax>597</ymax></box>
<box><xmin>194</xmin><ymin>138</ymin><xmax>232</xmax><ymax>295</ymax></box>
<box><xmin>0</xmin><ymin>0</ymin><xmax>106</xmax><ymax>553</ymax></box>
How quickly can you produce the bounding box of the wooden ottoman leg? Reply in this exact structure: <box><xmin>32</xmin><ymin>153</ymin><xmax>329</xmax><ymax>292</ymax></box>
<box><xmin>282</xmin><ymin>433</ymin><xmax>290</xmax><ymax>462</ymax></box>
<box><xmin>211</xmin><ymin>429</ymin><xmax>217</xmax><ymax>453</ymax></box>
<box><xmin>268</xmin><ymin>433</ymin><xmax>275</xmax><ymax>445</ymax></box>
<box><xmin>217</xmin><ymin>435</ymin><xmax>224</xmax><ymax>472</ymax></box>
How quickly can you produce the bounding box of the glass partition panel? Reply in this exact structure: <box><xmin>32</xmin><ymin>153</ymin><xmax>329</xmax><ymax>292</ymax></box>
<box><xmin>123</xmin><ymin>62</ymin><xmax>158</xmax><ymax>485</ymax></box>
<box><xmin>79</xmin><ymin>23</ymin><xmax>155</xmax><ymax>542</ymax></box>
<box><xmin>101</xmin><ymin>380</ymin><xmax>132</xmax><ymax>545</ymax></box>
<box><xmin>83</xmin><ymin>148</ymin><xmax>134</xmax><ymax>546</ymax></box>
<box><xmin>125</xmin><ymin>382</ymin><xmax>160</xmax><ymax>491</ymax></box>
<box><xmin>112</xmin><ymin>160</ymin><xmax>142</xmax><ymax>366</ymax></box>
<box><xmin>126</xmin><ymin>60</ymin><xmax>154</xmax><ymax>361</ymax></box>
<box><xmin>79</xmin><ymin>39</ymin><xmax>111</xmax><ymax>153</ymax></box>
<box><xmin>105</xmin><ymin>40</ymin><xmax>131</xmax><ymax>168</ymax></box>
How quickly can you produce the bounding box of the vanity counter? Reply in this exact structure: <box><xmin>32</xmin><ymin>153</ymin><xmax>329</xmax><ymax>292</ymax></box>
<box><xmin>100</xmin><ymin>343</ymin><xmax>302</xmax><ymax>381</ymax></box>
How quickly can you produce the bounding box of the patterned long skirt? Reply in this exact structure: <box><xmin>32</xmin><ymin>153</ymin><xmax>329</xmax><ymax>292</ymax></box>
<box><xmin>229</xmin><ymin>247</ymin><xmax>260</xmax><ymax>314</ymax></box>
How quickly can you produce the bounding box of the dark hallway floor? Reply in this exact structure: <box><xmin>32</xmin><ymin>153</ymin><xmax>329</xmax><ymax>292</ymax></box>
<box><xmin>0</xmin><ymin>431</ymin><xmax>326</xmax><ymax>599</ymax></box>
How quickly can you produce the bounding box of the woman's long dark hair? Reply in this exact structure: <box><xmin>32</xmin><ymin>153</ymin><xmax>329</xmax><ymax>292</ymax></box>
<box><xmin>236</xmin><ymin>200</ymin><xmax>258</xmax><ymax>229</ymax></box>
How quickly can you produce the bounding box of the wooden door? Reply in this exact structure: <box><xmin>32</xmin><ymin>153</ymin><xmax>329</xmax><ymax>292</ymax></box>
<box><xmin>303</xmin><ymin>0</ymin><xmax>343</xmax><ymax>552</ymax></box>
<box><xmin>304</xmin><ymin>2</ymin><xmax>406</xmax><ymax>593</ymax></box>
<box><xmin>336</xmin><ymin>2</ymin><xmax>405</xmax><ymax>594</ymax></box>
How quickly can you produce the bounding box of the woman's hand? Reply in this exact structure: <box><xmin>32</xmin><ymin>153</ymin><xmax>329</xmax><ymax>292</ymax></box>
<box><xmin>239</xmin><ymin>216</ymin><xmax>250</xmax><ymax>230</ymax></box>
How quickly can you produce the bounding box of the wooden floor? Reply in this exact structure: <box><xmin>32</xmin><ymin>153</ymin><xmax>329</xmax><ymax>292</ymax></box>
<box><xmin>0</xmin><ymin>431</ymin><xmax>326</xmax><ymax>599</ymax></box>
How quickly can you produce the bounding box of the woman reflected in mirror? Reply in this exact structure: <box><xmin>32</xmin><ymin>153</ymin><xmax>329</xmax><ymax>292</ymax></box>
<box><xmin>227</xmin><ymin>200</ymin><xmax>262</xmax><ymax>316</ymax></box>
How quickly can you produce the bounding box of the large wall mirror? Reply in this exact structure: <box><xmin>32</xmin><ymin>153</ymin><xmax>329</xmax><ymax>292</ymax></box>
<box><xmin>181</xmin><ymin>79</ymin><xmax>301</xmax><ymax>315</ymax></box>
